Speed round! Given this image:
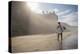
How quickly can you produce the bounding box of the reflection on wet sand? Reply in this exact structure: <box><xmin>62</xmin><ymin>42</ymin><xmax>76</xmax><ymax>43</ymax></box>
<box><xmin>58</xmin><ymin>32</ymin><xmax>78</xmax><ymax>50</ymax></box>
<box><xmin>11</xmin><ymin>32</ymin><xmax>78</xmax><ymax>53</ymax></box>
<box><xmin>58</xmin><ymin>40</ymin><xmax>63</xmax><ymax>50</ymax></box>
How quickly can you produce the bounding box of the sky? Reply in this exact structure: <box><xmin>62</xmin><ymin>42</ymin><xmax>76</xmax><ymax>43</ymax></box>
<box><xmin>27</xmin><ymin>2</ymin><xmax>78</xmax><ymax>26</ymax></box>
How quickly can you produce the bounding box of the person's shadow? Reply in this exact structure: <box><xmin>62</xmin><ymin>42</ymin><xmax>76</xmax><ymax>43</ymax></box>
<box><xmin>58</xmin><ymin>40</ymin><xmax>63</xmax><ymax>50</ymax></box>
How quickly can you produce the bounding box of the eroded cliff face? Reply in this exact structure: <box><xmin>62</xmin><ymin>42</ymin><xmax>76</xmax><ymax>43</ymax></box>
<box><xmin>11</xmin><ymin>1</ymin><xmax>71</xmax><ymax>36</ymax></box>
<box><xmin>11</xmin><ymin>1</ymin><xmax>31</xmax><ymax>36</ymax></box>
<box><xmin>28</xmin><ymin>12</ymin><xmax>58</xmax><ymax>34</ymax></box>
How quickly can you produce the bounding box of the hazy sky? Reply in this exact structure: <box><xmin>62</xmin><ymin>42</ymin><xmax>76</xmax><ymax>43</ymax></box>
<box><xmin>27</xmin><ymin>2</ymin><xmax>78</xmax><ymax>26</ymax></box>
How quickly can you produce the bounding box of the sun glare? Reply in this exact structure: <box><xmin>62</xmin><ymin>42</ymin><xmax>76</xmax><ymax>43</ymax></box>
<box><xmin>27</xmin><ymin>2</ymin><xmax>39</xmax><ymax>11</ymax></box>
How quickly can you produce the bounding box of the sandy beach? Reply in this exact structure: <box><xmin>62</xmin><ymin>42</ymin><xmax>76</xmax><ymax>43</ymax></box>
<box><xmin>11</xmin><ymin>32</ymin><xmax>78</xmax><ymax>53</ymax></box>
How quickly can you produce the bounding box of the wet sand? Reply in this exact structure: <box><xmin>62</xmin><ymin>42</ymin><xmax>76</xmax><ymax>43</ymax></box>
<box><xmin>11</xmin><ymin>32</ymin><xmax>78</xmax><ymax>53</ymax></box>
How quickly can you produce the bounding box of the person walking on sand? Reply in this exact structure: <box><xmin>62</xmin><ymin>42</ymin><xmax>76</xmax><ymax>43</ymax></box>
<box><xmin>57</xmin><ymin>22</ymin><xmax>66</xmax><ymax>40</ymax></box>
